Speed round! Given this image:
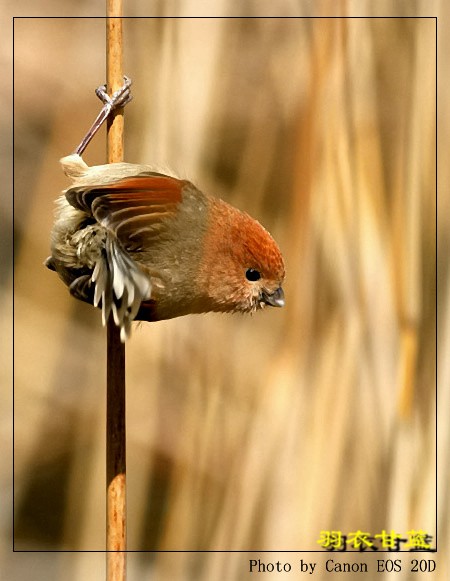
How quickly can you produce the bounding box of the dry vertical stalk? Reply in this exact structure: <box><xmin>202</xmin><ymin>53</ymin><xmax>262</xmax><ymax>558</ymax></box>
<box><xmin>106</xmin><ymin>1</ymin><xmax>127</xmax><ymax>580</ymax></box>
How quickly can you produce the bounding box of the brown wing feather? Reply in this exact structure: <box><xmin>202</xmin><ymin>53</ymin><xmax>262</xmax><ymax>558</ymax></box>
<box><xmin>66</xmin><ymin>174</ymin><xmax>185</xmax><ymax>249</ymax></box>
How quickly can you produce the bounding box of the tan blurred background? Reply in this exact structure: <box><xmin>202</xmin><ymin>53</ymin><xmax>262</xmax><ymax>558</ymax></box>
<box><xmin>3</xmin><ymin>1</ymin><xmax>447</xmax><ymax>579</ymax></box>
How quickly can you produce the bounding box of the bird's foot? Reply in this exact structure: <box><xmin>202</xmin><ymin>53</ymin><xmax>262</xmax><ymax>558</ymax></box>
<box><xmin>95</xmin><ymin>75</ymin><xmax>133</xmax><ymax>111</ymax></box>
<box><xmin>74</xmin><ymin>76</ymin><xmax>133</xmax><ymax>156</ymax></box>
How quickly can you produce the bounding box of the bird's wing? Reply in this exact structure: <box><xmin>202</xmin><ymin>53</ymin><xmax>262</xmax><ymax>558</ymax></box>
<box><xmin>66</xmin><ymin>173</ymin><xmax>184</xmax><ymax>248</ymax></box>
<box><xmin>65</xmin><ymin>173</ymin><xmax>185</xmax><ymax>340</ymax></box>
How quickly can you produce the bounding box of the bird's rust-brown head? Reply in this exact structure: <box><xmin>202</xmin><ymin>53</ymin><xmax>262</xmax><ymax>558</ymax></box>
<box><xmin>196</xmin><ymin>196</ymin><xmax>285</xmax><ymax>314</ymax></box>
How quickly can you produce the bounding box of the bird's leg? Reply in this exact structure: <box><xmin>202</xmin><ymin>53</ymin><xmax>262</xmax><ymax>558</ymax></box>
<box><xmin>74</xmin><ymin>76</ymin><xmax>133</xmax><ymax>156</ymax></box>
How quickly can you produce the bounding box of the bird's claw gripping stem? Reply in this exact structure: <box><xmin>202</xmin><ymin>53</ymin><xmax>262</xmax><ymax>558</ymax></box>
<box><xmin>74</xmin><ymin>76</ymin><xmax>133</xmax><ymax>156</ymax></box>
<box><xmin>94</xmin><ymin>75</ymin><xmax>133</xmax><ymax>110</ymax></box>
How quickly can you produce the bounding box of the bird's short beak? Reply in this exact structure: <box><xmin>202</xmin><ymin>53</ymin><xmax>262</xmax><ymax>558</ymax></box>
<box><xmin>262</xmin><ymin>287</ymin><xmax>285</xmax><ymax>308</ymax></box>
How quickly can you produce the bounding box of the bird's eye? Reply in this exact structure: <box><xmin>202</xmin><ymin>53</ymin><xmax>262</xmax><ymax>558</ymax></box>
<box><xmin>245</xmin><ymin>268</ymin><xmax>261</xmax><ymax>282</ymax></box>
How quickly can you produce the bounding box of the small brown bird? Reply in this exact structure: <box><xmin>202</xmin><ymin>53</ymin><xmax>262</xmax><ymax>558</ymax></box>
<box><xmin>46</xmin><ymin>80</ymin><xmax>285</xmax><ymax>340</ymax></box>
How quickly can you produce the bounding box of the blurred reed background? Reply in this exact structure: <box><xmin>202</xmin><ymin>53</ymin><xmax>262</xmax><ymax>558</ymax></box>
<box><xmin>5</xmin><ymin>2</ymin><xmax>446</xmax><ymax>580</ymax></box>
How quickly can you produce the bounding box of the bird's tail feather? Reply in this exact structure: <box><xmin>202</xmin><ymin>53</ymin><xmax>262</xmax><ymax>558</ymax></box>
<box><xmin>91</xmin><ymin>235</ymin><xmax>151</xmax><ymax>341</ymax></box>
